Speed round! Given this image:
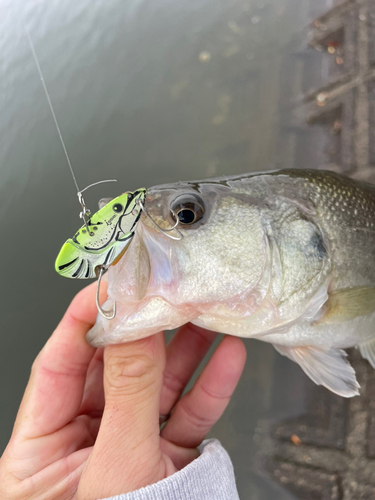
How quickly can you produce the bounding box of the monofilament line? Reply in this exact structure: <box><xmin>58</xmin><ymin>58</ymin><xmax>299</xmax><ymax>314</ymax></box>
<box><xmin>25</xmin><ymin>27</ymin><xmax>80</xmax><ymax>193</ymax></box>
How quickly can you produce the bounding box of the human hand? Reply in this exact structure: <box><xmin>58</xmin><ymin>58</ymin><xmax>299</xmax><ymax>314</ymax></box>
<box><xmin>0</xmin><ymin>283</ymin><xmax>246</xmax><ymax>500</ymax></box>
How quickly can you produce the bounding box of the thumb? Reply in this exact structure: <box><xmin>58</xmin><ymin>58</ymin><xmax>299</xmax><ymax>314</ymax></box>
<box><xmin>77</xmin><ymin>332</ymin><xmax>166</xmax><ymax>499</ymax></box>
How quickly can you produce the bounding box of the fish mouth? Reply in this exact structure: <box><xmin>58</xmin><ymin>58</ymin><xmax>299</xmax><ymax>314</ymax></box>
<box><xmin>86</xmin><ymin>220</ymin><xmax>186</xmax><ymax>346</ymax></box>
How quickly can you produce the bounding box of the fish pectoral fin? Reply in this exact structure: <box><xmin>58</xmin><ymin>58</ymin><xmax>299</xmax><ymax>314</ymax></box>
<box><xmin>359</xmin><ymin>338</ymin><xmax>375</xmax><ymax>369</ymax></box>
<box><xmin>316</xmin><ymin>286</ymin><xmax>375</xmax><ymax>325</ymax></box>
<box><xmin>273</xmin><ymin>344</ymin><xmax>360</xmax><ymax>398</ymax></box>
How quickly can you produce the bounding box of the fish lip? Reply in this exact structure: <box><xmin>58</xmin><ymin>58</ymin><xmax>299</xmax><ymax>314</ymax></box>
<box><xmin>139</xmin><ymin>223</ymin><xmax>175</xmax><ymax>291</ymax></box>
<box><xmin>86</xmin><ymin>293</ymin><xmax>198</xmax><ymax>346</ymax></box>
<box><xmin>86</xmin><ymin>322</ymin><xmax>101</xmax><ymax>345</ymax></box>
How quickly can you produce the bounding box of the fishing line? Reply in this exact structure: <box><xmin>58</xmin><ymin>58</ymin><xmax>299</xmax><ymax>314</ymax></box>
<box><xmin>25</xmin><ymin>27</ymin><xmax>117</xmax><ymax>234</ymax></box>
<box><xmin>25</xmin><ymin>27</ymin><xmax>179</xmax><ymax>243</ymax></box>
<box><xmin>25</xmin><ymin>27</ymin><xmax>80</xmax><ymax>194</ymax></box>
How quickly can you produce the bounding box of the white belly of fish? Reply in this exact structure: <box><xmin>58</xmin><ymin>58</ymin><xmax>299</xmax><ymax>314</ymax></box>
<box><xmin>258</xmin><ymin>311</ymin><xmax>375</xmax><ymax>349</ymax></box>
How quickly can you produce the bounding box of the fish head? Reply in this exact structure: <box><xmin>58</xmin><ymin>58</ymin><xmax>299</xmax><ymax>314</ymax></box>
<box><xmin>87</xmin><ymin>179</ymin><xmax>270</xmax><ymax>346</ymax></box>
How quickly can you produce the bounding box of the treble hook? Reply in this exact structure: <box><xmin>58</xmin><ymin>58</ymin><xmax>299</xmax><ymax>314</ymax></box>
<box><xmin>96</xmin><ymin>266</ymin><xmax>116</xmax><ymax>319</ymax></box>
<box><xmin>136</xmin><ymin>199</ymin><xmax>183</xmax><ymax>241</ymax></box>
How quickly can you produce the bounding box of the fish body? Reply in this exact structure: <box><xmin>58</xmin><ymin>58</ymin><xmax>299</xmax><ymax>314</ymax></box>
<box><xmin>87</xmin><ymin>170</ymin><xmax>375</xmax><ymax>397</ymax></box>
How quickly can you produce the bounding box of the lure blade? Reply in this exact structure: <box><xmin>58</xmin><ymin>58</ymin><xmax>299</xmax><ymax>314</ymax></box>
<box><xmin>55</xmin><ymin>189</ymin><xmax>146</xmax><ymax>278</ymax></box>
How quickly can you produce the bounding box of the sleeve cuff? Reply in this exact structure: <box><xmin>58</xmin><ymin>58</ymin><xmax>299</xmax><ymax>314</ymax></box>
<box><xmin>99</xmin><ymin>439</ymin><xmax>239</xmax><ymax>500</ymax></box>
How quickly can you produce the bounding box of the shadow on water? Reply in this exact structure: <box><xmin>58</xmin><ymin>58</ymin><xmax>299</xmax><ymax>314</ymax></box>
<box><xmin>1</xmin><ymin>0</ymin><xmax>341</xmax><ymax>498</ymax></box>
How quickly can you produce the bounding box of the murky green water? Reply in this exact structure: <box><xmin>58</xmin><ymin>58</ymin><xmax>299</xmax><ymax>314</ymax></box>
<box><xmin>1</xmin><ymin>0</ymin><xmax>330</xmax><ymax>497</ymax></box>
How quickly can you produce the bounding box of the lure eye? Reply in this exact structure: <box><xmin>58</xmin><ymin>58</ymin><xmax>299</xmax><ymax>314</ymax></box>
<box><xmin>171</xmin><ymin>194</ymin><xmax>205</xmax><ymax>226</ymax></box>
<box><xmin>112</xmin><ymin>203</ymin><xmax>123</xmax><ymax>213</ymax></box>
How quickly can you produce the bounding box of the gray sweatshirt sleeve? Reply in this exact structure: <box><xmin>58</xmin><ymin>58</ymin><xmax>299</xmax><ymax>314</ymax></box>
<box><xmin>99</xmin><ymin>439</ymin><xmax>240</xmax><ymax>500</ymax></box>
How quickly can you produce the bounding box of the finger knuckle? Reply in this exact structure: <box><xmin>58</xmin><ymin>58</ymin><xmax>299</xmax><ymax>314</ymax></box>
<box><xmin>163</xmin><ymin>369</ymin><xmax>186</xmax><ymax>395</ymax></box>
<box><xmin>180</xmin><ymin>398</ymin><xmax>216</xmax><ymax>432</ymax></box>
<box><xmin>200</xmin><ymin>383</ymin><xmax>231</xmax><ymax>402</ymax></box>
<box><xmin>105</xmin><ymin>354</ymin><xmax>157</xmax><ymax>390</ymax></box>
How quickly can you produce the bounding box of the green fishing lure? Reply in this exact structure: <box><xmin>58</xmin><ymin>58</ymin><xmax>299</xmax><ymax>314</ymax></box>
<box><xmin>55</xmin><ymin>189</ymin><xmax>146</xmax><ymax>279</ymax></box>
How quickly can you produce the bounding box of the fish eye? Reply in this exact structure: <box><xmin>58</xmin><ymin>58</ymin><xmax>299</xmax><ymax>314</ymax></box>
<box><xmin>112</xmin><ymin>203</ymin><xmax>123</xmax><ymax>213</ymax></box>
<box><xmin>171</xmin><ymin>194</ymin><xmax>205</xmax><ymax>225</ymax></box>
<box><xmin>177</xmin><ymin>208</ymin><xmax>196</xmax><ymax>224</ymax></box>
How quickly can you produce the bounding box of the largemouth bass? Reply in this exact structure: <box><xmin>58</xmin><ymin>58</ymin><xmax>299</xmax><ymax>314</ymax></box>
<box><xmin>87</xmin><ymin>169</ymin><xmax>375</xmax><ymax>397</ymax></box>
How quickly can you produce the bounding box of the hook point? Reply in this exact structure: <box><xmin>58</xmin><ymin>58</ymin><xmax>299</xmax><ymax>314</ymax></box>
<box><xmin>96</xmin><ymin>266</ymin><xmax>116</xmax><ymax>319</ymax></box>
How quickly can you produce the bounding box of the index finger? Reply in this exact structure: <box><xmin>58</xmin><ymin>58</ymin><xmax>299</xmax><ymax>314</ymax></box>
<box><xmin>13</xmin><ymin>282</ymin><xmax>102</xmax><ymax>439</ymax></box>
